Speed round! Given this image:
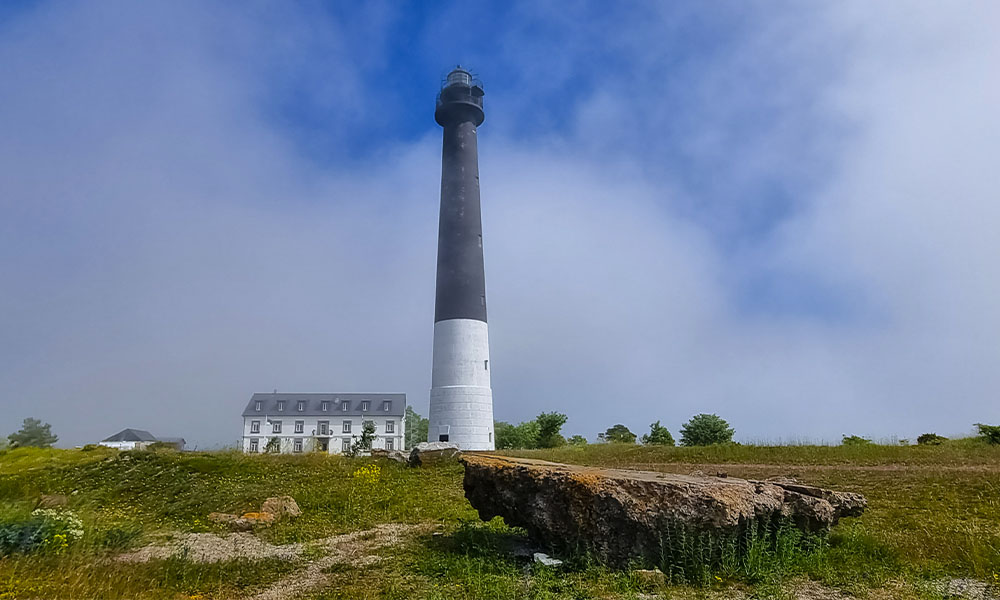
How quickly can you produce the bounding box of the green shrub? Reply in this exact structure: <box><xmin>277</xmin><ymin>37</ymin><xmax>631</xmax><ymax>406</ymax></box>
<box><xmin>916</xmin><ymin>433</ymin><xmax>947</xmax><ymax>445</ymax></box>
<box><xmin>0</xmin><ymin>509</ymin><xmax>83</xmax><ymax>556</ymax></box>
<box><xmin>641</xmin><ymin>421</ymin><xmax>675</xmax><ymax>446</ymax></box>
<box><xmin>841</xmin><ymin>435</ymin><xmax>872</xmax><ymax>446</ymax></box>
<box><xmin>567</xmin><ymin>435</ymin><xmax>588</xmax><ymax>446</ymax></box>
<box><xmin>975</xmin><ymin>423</ymin><xmax>1000</xmax><ymax>445</ymax></box>
<box><xmin>679</xmin><ymin>414</ymin><xmax>734</xmax><ymax>446</ymax></box>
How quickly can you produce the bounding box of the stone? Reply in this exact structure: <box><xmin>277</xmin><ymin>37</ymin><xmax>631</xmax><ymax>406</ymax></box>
<box><xmin>372</xmin><ymin>449</ymin><xmax>409</xmax><ymax>464</ymax></box>
<box><xmin>633</xmin><ymin>568</ymin><xmax>667</xmax><ymax>586</ymax></box>
<box><xmin>532</xmin><ymin>552</ymin><xmax>563</xmax><ymax>567</ymax></box>
<box><xmin>207</xmin><ymin>512</ymin><xmax>238</xmax><ymax>525</ymax></box>
<box><xmin>38</xmin><ymin>494</ymin><xmax>69</xmax><ymax>508</ymax></box>
<box><xmin>208</xmin><ymin>511</ymin><xmax>275</xmax><ymax>531</ymax></box>
<box><xmin>408</xmin><ymin>442</ymin><xmax>461</xmax><ymax>467</ymax></box>
<box><xmin>260</xmin><ymin>496</ymin><xmax>301</xmax><ymax>520</ymax></box>
<box><xmin>461</xmin><ymin>455</ymin><xmax>866</xmax><ymax>568</ymax></box>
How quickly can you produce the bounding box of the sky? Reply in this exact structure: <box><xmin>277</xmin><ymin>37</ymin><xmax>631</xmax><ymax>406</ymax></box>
<box><xmin>1</xmin><ymin>1</ymin><xmax>998</xmax><ymax>448</ymax></box>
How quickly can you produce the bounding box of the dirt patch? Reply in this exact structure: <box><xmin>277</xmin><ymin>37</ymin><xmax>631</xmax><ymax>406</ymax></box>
<box><xmin>248</xmin><ymin>523</ymin><xmax>421</xmax><ymax>600</ymax></box>
<box><xmin>118</xmin><ymin>532</ymin><xmax>302</xmax><ymax>563</ymax></box>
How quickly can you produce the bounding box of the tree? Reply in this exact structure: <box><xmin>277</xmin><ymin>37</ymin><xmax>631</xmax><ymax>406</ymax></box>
<box><xmin>603</xmin><ymin>424</ymin><xmax>636</xmax><ymax>444</ymax></box>
<box><xmin>264</xmin><ymin>437</ymin><xmax>281</xmax><ymax>453</ymax></box>
<box><xmin>976</xmin><ymin>423</ymin><xmax>1000</xmax><ymax>445</ymax></box>
<box><xmin>536</xmin><ymin>412</ymin><xmax>568</xmax><ymax>448</ymax></box>
<box><xmin>679</xmin><ymin>414</ymin><xmax>734</xmax><ymax>446</ymax></box>
<box><xmin>349</xmin><ymin>421</ymin><xmax>378</xmax><ymax>457</ymax></box>
<box><xmin>8</xmin><ymin>418</ymin><xmax>57</xmax><ymax>448</ymax></box>
<box><xmin>641</xmin><ymin>421</ymin><xmax>675</xmax><ymax>446</ymax></box>
<box><xmin>404</xmin><ymin>406</ymin><xmax>429</xmax><ymax>449</ymax></box>
<box><xmin>494</xmin><ymin>420</ymin><xmax>541</xmax><ymax>449</ymax></box>
<box><xmin>568</xmin><ymin>435</ymin><xmax>588</xmax><ymax>446</ymax></box>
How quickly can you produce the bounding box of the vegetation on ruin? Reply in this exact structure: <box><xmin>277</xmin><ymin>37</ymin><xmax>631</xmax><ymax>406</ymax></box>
<box><xmin>0</xmin><ymin>439</ymin><xmax>997</xmax><ymax>598</ymax></box>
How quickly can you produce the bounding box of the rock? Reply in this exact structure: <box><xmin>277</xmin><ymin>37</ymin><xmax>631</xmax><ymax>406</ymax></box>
<box><xmin>372</xmin><ymin>449</ymin><xmax>409</xmax><ymax>464</ymax></box>
<box><xmin>38</xmin><ymin>494</ymin><xmax>69</xmax><ymax>508</ymax></box>
<box><xmin>207</xmin><ymin>512</ymin><xmax>238</xmax><ymax>525</ymax></box>
<box><xmin>633</xmin><ymin>568</ymin><xmax>667</xmax><ymax>586</ymax></box>
<box><xmin>260</xmin><ymin>496</ymin><xmax>301</xmax><ymax>520</ymax></box>
<box><xmin>208</xmin><ymin>511</ymin><xmax>275</xmax><ymax>531</ymax></box>
<box><xmin>408</xmin><ymin>442</ymin><xmax>461</xmax><ymax>467</ymax></box>
<box><xmin>461</xmin><ymin>455</ymin><xmax>867</xmax><ymax>568</ymax></box>
<box><xmin>532</xmin><ymin>552</ymin><xmax>563</xmax><ymax>567</ymax></box>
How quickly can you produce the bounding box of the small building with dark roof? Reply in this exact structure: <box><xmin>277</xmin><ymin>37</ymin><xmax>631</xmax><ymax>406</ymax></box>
<box><xmin>100</xmin><ymin>428</ymin><xmax>158</xmax><ymax>450</ymax></box>
<box><xmin>241</xmin><ymin>392</ymin><xmax>406</xmax><ymax>454</ymax></box>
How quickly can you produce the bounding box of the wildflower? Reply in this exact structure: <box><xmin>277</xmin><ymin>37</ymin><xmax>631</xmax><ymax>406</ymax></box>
<box><xmin>350</xmin><ymin>464</ymin><xmax>381</xmax><ymax>485</ymax></box>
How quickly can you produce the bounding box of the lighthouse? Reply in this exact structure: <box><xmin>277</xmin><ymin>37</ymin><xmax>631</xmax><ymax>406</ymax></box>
<box><xmin>427</xmin><ymin>67</ymin><xmax>495</xmax><ymax>450</ymax></box>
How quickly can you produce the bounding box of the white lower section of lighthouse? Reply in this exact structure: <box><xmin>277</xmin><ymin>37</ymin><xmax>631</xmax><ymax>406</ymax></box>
<box><xmin>428</xmin><ymin>318</ymin><xmax>495</xmax><ymax>450</ymax></box>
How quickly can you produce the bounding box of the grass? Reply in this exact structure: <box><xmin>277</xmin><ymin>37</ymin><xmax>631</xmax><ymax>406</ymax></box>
<box><xmin>0</xmin><ymin>441</ymin><xmax>997</xmax><ymax>598</ymax></box>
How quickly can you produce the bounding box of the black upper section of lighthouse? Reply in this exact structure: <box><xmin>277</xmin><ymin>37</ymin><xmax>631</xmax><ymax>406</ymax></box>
<box><xmin>434</xmin><ymin>67</ymin><xmax>488</xmax><ymax>324</ymax></box>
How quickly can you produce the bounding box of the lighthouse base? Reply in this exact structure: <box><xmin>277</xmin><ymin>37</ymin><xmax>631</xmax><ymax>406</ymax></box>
<box><xmin>428</xmin><ymin>318</ymin><xmax>495</xmax><ymax>451</ymax></box>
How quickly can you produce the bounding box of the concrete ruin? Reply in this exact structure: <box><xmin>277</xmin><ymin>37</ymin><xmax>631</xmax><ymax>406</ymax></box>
<box><xmin>461</xmin><ymin>455</ymin><xmax>866</xmax><ymax>567</ymax></box>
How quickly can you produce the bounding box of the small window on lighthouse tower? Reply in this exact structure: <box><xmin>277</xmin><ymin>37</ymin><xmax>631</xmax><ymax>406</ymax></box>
<box><xmin>484</xmin><ymin>360</ymin><xmax>488</xmax><ymax>371</ymax></box>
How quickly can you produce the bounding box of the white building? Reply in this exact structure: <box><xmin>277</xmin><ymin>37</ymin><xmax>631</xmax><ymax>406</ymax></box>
<box><xmin>241</xmin><ymin>393</ymin><xmax>406</xmax><ymax>454</ymax></box>
<box><xmin>99</xmin><ymin>428</ymin><xmax>158</xmax><ymax>450</ymax></box>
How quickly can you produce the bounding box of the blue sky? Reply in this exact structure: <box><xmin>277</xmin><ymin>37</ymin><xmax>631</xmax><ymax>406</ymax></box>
<box><xmin>1</xmin><ymin>1</ymin><xmax>998</xmax><ymax>447</ymax></box>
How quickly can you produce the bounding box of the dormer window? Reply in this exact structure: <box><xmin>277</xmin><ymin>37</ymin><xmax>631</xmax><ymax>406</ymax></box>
<box><xmin>321</xmin><ymin>401</ymin><xmax>329</xmax><ymax>411</ymax></box>
<box><xmin>277</xmin><ymin>401</ymin><xmax>285</xmax><ymax>412</ymax></box>
<box><xmin>341</xmin><ymin>400</ymin><xmax>349</xmax><ymax>411</ymax></box>
<box><xmin>297</xmin><ymin>401</ymin><xmax>305</xmax><ymax>412</ymax></box>
<box><xmin>361</xmin><ymin>401</ymin><xmax>370</xmax><ymax>411</ymax></box>
<box><xmin>255</xmin><ymin>401</ymin><xmax>262</xmax><ymax>411</ymax></box>
<box><xmin>382</xmin><ymin>400</ymin><xmax>391</xmax><ymax>411</ymax></box>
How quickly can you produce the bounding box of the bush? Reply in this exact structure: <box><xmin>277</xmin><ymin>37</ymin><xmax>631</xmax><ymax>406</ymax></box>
<box><xmin>975</xmin><ymin>423</ymin><xmax>1000</xmax><ymax>445</ymax></box>
<box><xmin>916</xmin><ymin>433</ymin><xmax>947</xmax><ymax>445</ymax></box>
<box><xmin>567</xmin><ymin>435</ymin><xmax>588</xmax><ymax>446</ymax></box>
<box><xmin>494</xmin><ymin>420</ymin><xmax>541</xmax><ymax>450</ymax></box>
<box><xmin>641</xmin><ymin>420</ymin><xmax>675</xmax><ymax>446</ymax></box>
<box><xmin>679</xmin><ymin>414</ymin><xmax>734</xmax><ymax>446</ymax></box>
<box><xmin>841</xmin><ymin>435</ymin><xmax>872</xmax><ymax>446</ymax></box>
<box><xmin>0</xmin><ymin>509</ymin><xmax>84</xmax><ymax>556</ymax></box>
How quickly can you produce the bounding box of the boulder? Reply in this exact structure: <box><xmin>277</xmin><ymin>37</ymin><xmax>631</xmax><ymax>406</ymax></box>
<box><xmin>371</xmin><ymin>449</ymin><xmax>409</xmax><ymax>464</ymax></box>
<box><xmin>208</xmin><ymin>511</ymin><xmax>275</xmax><ymax>531</ymax></box>
<box><xmin>408</xmin><ymin>442</ymin><xmax>461</xmax><ymax>467</ymax></box>
<box><xmin>260</xmin><ymin>496</ymin><xmax>301</xmax><ymax>520</ymax></box>
<box><xmin>461</xmin><ymin>455</ymin><xmax>866</xmax><ymax>568</ymax></box>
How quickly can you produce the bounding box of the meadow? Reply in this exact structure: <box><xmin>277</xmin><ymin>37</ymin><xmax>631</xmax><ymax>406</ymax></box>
<box><xmin>0</xmin><ymin>441</ymin><xmax>997</xmax><ymax>599</ymax></box>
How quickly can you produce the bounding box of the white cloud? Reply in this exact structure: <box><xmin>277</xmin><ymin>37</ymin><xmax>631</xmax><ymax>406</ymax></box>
<box><xmin>0</xmin><ymin>1</ymin><xmax>997</xmax><ymax>447</ymax></box>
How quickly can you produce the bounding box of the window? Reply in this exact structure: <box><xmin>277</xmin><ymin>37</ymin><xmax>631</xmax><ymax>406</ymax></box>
<box><xmin>382</xmin><ymin>400</ymin><xmax>391</xmax><ymax>411</ymax></box>
<box><xmin>249</xmin><ymin>438</ymin><xmax>259</xmax><ymax>452</ymax></box>
<box><xmin>386</xmin><ymin>439</ymin><xmax>394</xmax><ymax>451</ymax></box>
<box><xmin>254</xmin><ymin>401</ymin><xmax>262</xmax><ymax>411</ymax></box>
<box><xmin>297</xmin><ymin>400</ymin><xmax>305</xmax><ymax>412</ymax></box>
<box><xmin>341</xmin><ymin>400</ymin><xmax>349</xmax><ymax>411</ymax></box>
<box><xmin>386</xmin><ymin>420</ymin><xmax>395</xmax><ymax>434</ymax></box>
<box><xmin>277</xmin><ymin>401</ymin><xmax>285</xmax><ymax>412</ymax></box>
<box><xmin>293</xmin><ymin>438</ymin><xmax>303</xmax><ymax>453</ymax></box>
<box><xmin>318</xmin><ymin>421</ymin><xmax>329</xmax><ymax>435</ymax></box>
<box><xmin>485</xmin><ymin>359</ymin><xmax>488</xmax><ymax>371</ymax></box>
<box><xmin>294</xmin><ymin>420</ymin><xmax>304</xmax><ymax>434</ymax></box>
<box><xmin>250</xmin><ymin>420</ymin><xmax>260</xmax><ymax>434</ymax></box>
<box><xmin>342</xmin><ymin>438</ymin><xmax>351</xmax><ymax>452</ymax></box>
<box><xmin>342</xmin><ymin>421</ymin><xmax>352</xmax><ymax>434</ymax></box>
<box><xmin>272</xmin><ymin>420</ymin><xmax>282</xmax><ymax>434</ymax></box>
<box><xmin>321</xmin><ymin>401</ymin><xmax>329</xmax><ymax>411</ymax></box>
<box><xmin>361</xmin><ymin>401</ymin><xmax>370</xmax><ymax>411</ymax></box>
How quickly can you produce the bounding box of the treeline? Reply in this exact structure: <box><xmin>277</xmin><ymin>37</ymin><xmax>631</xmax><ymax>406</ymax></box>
<box><xmin>493</xmin><ymin>413</ymin><xmax>736</xmax><ymax>450</ymax></box>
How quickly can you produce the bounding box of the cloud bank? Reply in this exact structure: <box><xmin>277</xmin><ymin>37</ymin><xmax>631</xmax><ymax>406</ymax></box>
<box><xmin>1</xmin><ymin>1</ymin><xmax>997</xmax><ymax>447</ymax></box>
